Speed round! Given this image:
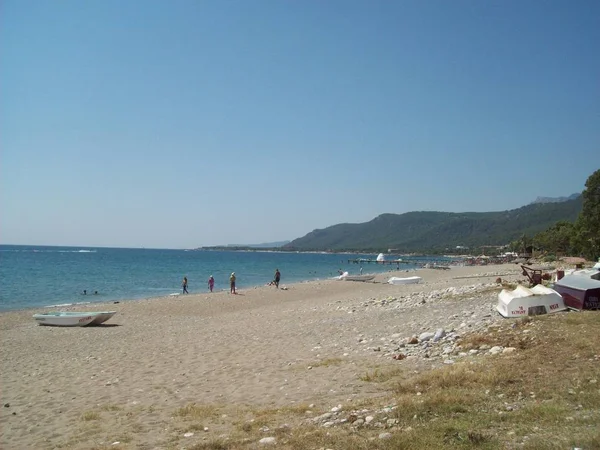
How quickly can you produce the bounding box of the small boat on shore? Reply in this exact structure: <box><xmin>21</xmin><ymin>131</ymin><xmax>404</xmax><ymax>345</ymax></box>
<box><xmin>388</xmin><ymin>276</ymin><xmax>422</xmax><ymax>285</ymax></box>
<box><xmin>338</xmin><ymin>274</ymin><xmax>376</xmax><ymax>282</ymax></box>
<box><xmin>33</xmin><ymin>311</ymin><xmax>117</xmax><ymax>327</ymax></box>
<box><xmin>497</xmin><ymin>285</ymin><xmax>566</xmax><ymax>318</ymax></box>
<box><xmin>553</xmin><ymin>269</ymin><xmax>600</xmax><ymax>310</ymax></box>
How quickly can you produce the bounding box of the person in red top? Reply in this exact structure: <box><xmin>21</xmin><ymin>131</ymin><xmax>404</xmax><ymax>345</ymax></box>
<box><xmin>208</xmin><ymin>275</ymin><xmax>215</xmax><ymax>293</ymax></box>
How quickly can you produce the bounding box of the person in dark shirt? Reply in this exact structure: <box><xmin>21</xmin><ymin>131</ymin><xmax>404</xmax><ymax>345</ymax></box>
<box><xmin>182</xmin><ymin>276</ymin><xmax>189</xmax><ymax>294</ymax></box>
<box><xmin>274</xmin><ymin>269</ymin><xmax>281</xmax><ymax>288</ymax></box>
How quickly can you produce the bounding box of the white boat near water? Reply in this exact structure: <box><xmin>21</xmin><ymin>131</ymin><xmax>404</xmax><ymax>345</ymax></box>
<box><xmin>336</xmin><ymin>272</ymin><xmax>376</xmax><ymax>282</ymax></box>
<box><xmin>342</xmin><ymin>275</ymin><xmax>376</xmax><ymax>282</ymax></box>
<box><xmin>33</xmin><ymin>311</ymin><xmax>117</xmax><ymax>327</ymax></box>
<box><xmin>496</xmin><ymin>285</ymin><xmax>566</xmax><ymax>318</ymax></box>
<box><xmin>388</xmin><ymin>276</ymin><xmax>422</xmax><ymax>285</ymax></box>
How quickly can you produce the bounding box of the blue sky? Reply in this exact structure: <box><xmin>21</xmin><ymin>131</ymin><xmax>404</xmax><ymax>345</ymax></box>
<box><xmin>1</xmin><ymin>0</ymin><xmax>598</xmax><ymax>248</ymax></box>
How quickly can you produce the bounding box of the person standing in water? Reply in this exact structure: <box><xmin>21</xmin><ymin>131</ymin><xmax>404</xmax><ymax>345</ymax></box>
<box><xmin>274</xmin><ymin>268</ymin><xmax>281</xmax><ymax>288</ymax></box>
<box><xmin>182</xmin><ymin>276</ymin><xmax>189</xmax><ymax>294</ymax></box>
<box><xmin>208</xmin><ymin>275</ymin><xmax>215</xmax><ymax>293</ymax></box>
<box><xmin>229</xmin><ymin>272</ymin><xmax>236</xmax><ymax>294</ymax></box>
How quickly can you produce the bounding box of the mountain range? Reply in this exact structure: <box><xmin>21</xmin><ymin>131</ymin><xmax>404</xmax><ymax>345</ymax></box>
<box><xmin>283</xmin><ymin>195</ymin><xmax>583</xmax><ymax>252</ymax></box>
<box><xmin>531</xmin><ymin>193</ymin><xmax>580</xmax><ymax>204</ymax></box>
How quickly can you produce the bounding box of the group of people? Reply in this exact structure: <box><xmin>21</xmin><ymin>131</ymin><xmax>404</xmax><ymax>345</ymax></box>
<box><xmin>182</xmin><ymin>275</ymin><xmax>217</xmax><ymax>294</ymax></box>
<box><xmin>181</xmin><ymin>269</ymin><xmax>281</xmax><ymax>295</ymax></box>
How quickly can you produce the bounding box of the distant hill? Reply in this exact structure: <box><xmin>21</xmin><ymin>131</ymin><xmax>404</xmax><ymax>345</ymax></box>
<box><xmin>531</xmin><ymin>193</ymin><xmax>580</xmax><ymax>204</ymax></box>
<box><xmin>246</xmin><ymin>241</ymin><xmax>290</xmax><ymax>248</ymax></box>
<box><xmin>284</xmin><ymin>196</ymin><xmax>583</xmax><ymax>252</ymax></box>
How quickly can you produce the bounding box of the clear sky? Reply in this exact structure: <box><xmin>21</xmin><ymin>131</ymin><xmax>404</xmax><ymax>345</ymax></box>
<box><xmin>1</xmin><ymin>1</ymin><xmax>598</xmax><ymax>249</ymax></box>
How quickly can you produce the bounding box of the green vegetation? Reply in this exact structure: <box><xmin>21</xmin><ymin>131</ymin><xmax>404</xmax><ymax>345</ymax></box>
<box><xmin>531</xmin><ymin>170</ymin><xmax>600</xmax><ymax>260</ymax></box>
<box><xmin>283</xmin><ymin>197</ymin><xmax>582</xmax><ymax>252</ymax></box>
<box><xmin>281</xmin><ymin>170</ymin><xmax>599</xmax><ymax>259</ymax></box>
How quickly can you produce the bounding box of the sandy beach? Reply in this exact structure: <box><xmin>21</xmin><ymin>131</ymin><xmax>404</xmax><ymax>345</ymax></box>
<box><xmin>0</xmin><ymin>264</ymin><xmax>525</xmax><ymax>449</ymax></box>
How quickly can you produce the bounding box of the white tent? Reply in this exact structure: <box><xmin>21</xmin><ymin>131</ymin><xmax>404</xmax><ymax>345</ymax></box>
<box><xmin>497</xmin><ymin>284</ymin><xmax>566</xmax><ymax>318</ymax></box>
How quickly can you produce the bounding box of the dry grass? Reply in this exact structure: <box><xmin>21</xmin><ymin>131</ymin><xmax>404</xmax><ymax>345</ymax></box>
<box><xmin>187</xmin><ymin>441</ymin><xmax>231</xmax><ymax>450</ymax></box>
<box><xmin>64</xmin><ymin>313</ymin><xmax>600</xmax><ymax>450</ymax></box>
<box><xmin>99</xmin><ymin>404</ymin><xmax>121</xmax><ymax>412</ymax></box>
<box><xmin>174</xmin><ymin>403</ymin><xmax>220</xmax><ymax>420</ymax></box>
<box><xmin>80</xmin><ymin>410</ymin><xmax>101</xmax><ymax>421</ymax></box>
<box><xmin>360</xmin><ymin>366</ymin><xmax>404</xmax><ymax>382</ymax></box>
<box><xmin>179</xmin><ymin>312</ymin><xmax>599</xmax><ymax>450</ymax></box>
<box><xmin>308</xmin><ymin>357</ymin><xmax>344</xmax><ymax>368</ymax></box>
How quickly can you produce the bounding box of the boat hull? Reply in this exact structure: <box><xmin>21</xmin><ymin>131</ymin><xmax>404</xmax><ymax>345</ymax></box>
<box><xmin>553</xmin><ymin>270</ymin><xmax>600</xmax><ymax>311</ymax></box>
<box><xmin>57</xmin><ymin>311</ymin><xmax>117</xmax><ymax>325</ymax></box>
<box><xmin>496</xmin><ymin>285</ymin><xmax>566</xmax><ymax>318</ymax></box>
<box><xmin>388</xmin><ymin>276</ymin><xmax>422</xmax><ymax>285</ymax></box>
<box><xmin>342</xmin><ymin>275</ymin><xmax>375</xmax><ymax>282</ymax></box>
<box><xmin>33</xmin><ymin>311</ymin><xmax>117</xmax><ymax>327</ymax></box>
<box><xmin>33</xmin><ymin>313</ymin><xmax>96</xmax><ymax>327</ymax></box>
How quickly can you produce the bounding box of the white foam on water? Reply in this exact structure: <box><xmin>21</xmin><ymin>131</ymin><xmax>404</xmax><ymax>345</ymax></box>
<box><xmin>44</xmin><ymin>301</ymin><xmax>91</xmax><ymax>308</ymax></box>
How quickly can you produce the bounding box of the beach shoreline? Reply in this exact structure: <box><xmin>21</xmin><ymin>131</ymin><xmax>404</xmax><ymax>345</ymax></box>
<box><xmin>0</xmin><ymin>264</ymin><xmax>525</xmax><ymax>449</ymax></box>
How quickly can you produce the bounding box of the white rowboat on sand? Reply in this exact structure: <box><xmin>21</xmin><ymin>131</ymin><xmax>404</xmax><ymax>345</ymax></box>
<box><xmin>341</xmin><ymin>275</ymin><xmax>376</xmax><ymax>282</ymax></box>
<box><xmin>33</xmin><ymin>311</ymin><xmax>117</xmax><ymax>327</ymax></box>
<box><xmin>388</xmin><ymin>276</ymin><xmax>422</xmax><ymax>285</ymax></box>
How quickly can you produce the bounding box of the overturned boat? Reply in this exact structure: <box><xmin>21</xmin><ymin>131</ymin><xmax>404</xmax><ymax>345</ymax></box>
<box><xmin>497</xmin><ymin>285</ymin><xmax>566</xmax><ymax>318</ymax></box>
<box><xmin>388</xmin><ymin>276</ymin><xmax>422</xmax><ymax>285</ymax></box>
<box><xmin>553</xmin><ymin>269</ymin><xmax>600</xmax><ymax>311</ymax></box>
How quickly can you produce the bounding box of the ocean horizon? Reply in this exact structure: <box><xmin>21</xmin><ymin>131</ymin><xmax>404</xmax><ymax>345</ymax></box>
<box><xmin>0</xmin><ymin>245</ymin><xmax>452</xmax><ymax>312</ymax></box>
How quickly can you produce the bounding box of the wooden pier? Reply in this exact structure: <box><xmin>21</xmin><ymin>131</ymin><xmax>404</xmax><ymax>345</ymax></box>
<box><xmin>347</xmin><ymin>259</ymin><xmax>411</xmax><ymax>265</ymax></box>
<box><xmin>346</xmin><ymin>258</ymin><xmax>455</xmax><ymax>268</ymax></box>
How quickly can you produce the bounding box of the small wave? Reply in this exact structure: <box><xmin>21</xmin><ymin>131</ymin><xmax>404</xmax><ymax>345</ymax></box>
<box><xmin>77</xmin><ymin>250</ymin><xmax>96</xmax><ymax>253</ymax></box>
<box><xmin>44</xmin><ymin>301</ymin><xmax>91</xmax><ymax>308</ymax></box>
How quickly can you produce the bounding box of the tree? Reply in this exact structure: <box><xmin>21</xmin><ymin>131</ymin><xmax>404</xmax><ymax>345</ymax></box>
<box><xmin>573</xmin><ymin>170</ymin><xmax>600</xmax><ymax>260</ymax></box>
<box><xmin>534</xmin><ymin>221</ymin><xmax>576</xmax><ymax>256</ymax></box>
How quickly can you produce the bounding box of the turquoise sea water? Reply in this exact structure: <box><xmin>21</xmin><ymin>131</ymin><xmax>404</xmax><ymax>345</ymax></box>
<box><xmin>0</xmin><ymin>245</ymin><xmax>443</xmax><ymax>312</ymax></box>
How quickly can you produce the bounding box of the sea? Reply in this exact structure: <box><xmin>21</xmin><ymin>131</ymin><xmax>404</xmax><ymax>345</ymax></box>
<box><xmin>0</xmin><ymin>245</ymin><xmax>445</xmax><ymax>312</ymax></box>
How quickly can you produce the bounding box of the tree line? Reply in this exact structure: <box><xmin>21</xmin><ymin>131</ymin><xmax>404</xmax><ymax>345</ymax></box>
<box><xmin>510</xmin><ymin>170</ymin><xmax>599</xmax><ymax>261</ymax></box>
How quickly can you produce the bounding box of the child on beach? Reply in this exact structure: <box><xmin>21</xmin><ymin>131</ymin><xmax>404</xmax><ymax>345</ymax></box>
<box><xmin>208</xmin><ymin>275</ymin><xmax>214</xmax><ymax>293</ymax></box>
<box><xmin>229</xmin><ymin>272</ymin><xmax>236</xmax><ymax>294</ymax></box>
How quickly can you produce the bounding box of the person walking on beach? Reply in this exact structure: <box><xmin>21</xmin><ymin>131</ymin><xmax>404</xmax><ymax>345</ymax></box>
<box><xmin>208</xmin><ymin>275</ymin><xmax>215</xmax><ymax>293</ymax></box>
<box><xmin>182</xmin><ymin>276</ymin><xmax>189</xmax><ymax>294</ymax></box>
<box><xmin>229</xmin><ymin>272</ymin><xmax>236</xmax><ymax>294</ymax></box>
<box><xmin>274</xmin><ymin>268</ymin><xmax>281</xmax><ymax>288</ymax></box>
